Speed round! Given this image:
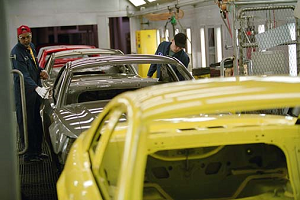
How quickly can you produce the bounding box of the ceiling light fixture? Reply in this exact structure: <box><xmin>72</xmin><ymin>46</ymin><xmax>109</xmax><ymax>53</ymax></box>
<box><xmin>147</xmin><ymin>0</ymin><xmax>157</xmax><ymax>2</ymax></box>
<box><xmin>129</xmin><ymin>0</ymin><xmax>146</xmax><ymax>6</ymax></box>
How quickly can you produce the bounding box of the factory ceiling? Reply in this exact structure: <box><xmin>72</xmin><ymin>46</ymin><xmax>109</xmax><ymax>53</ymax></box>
<box><xmin>127</xmin><ymin>0</ymin><xmax>214</xmax><ymax>16</ymax></box>
<box><xmin>128</xmin><ymin>0</ymin><xmax>213</xmax><ymax>8</ymax></box>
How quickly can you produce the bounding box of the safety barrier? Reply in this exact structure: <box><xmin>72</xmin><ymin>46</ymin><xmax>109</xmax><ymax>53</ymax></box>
<box><xmin>11</xmin><ymin>69</ymin><xmax>28</xmax><ymax>155</ymax></box>
<box><xmin>222</xmin><ymin>0</ymin><xmax>299</xmax><ymax>76</ymax></box>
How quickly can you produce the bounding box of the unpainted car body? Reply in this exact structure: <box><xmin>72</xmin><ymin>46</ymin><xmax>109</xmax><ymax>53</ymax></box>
<box><xmin>42</xmin><ymin>54</ymin><xmax>194</xmax><ymax>165</ymax></box>
<box><xmin>58</xmin><ymin>76</ymin><xmax>300</xmax><ymax>200</ymax></box>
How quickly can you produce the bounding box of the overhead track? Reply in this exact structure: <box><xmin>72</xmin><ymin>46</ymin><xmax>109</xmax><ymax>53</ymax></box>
<box><xmin>232</xmin><ymin>0</ymin><xmax>297</xmax><ymax>5</ymax></box>
<box><xmin>129</xmin><ymin>0</ymin><xmax>211</xmax><ymax>16</ymax></box>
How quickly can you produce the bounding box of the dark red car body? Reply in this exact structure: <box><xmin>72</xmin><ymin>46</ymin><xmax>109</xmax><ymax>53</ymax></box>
<box><xmin>37</xmin><ymin>45</ymin><xmax>96</xmax><ymax>68</ymax></box>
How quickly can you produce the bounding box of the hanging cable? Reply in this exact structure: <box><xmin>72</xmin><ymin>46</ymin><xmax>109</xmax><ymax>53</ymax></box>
<box><xmin>221</xmin><ymin>12</ymin><xmax>231</xmax><ymax>38</ymax></box>
<box><xmin>226</xmin><ymin>12</ymin><xmax>233</xmax><ymax>38</ymax></box>
<box><xmin>273</xmin><ymin>10</ymin><xmax>276</xmax><ymax>28</ymax></box>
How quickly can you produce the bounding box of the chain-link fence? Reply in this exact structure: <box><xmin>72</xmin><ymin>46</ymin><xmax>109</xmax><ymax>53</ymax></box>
<box><xmin>237</xmin><ymin>5</ymin><xmax>298</xmax><ymax>76</ymax></box>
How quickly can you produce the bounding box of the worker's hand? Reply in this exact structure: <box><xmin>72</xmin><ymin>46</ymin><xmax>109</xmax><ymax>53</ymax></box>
<box><xmin>147</xmin><ymin>76</ymin><xmax>152</xmax><ymax>78</ymax></box>
<box><xmin>40</xmin><ymin>70</ymin><xmax>49</xmax><ymax>80</ymax></box>
<box><xmin>35</xmin><ymin>87</ymin><xmax>50</xmax><ymax>99</ymax></box>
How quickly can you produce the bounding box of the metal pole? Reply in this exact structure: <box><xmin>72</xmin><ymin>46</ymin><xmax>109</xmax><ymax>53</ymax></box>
<box><xmin>297</xmin><ymin>19</ymin><xmax>300</xmax><ymax>75</ymax></box>
<box><xmin>11</xmin><ymin>70</ymin><xmax>28</xmax><ymax>155</ymax></box>
<box><xmin>220</xmin><ymin>57</ymin><xmax>235</xmax><ymax>77</ymax></box>
<box><xmin>238</xmin><ymin>24</ymin><xmax>244</xmax><ymax>76</ymax></box>
<box><xmin>233</xmin><ymin>0</ymin><xmax>297</xmax><ymax>5</ymax></box>
<box><xmin>0</xmin><ymin>0</ymin><xmax>20</xmax><ymax>199</ymax></box>
<box><xmin>238</xmin><ymin>5</ymin><xmax>295</xmax><ymax>19</ymax></box>
<box><xmin>231</xmin><ymin>2</ymin><xmax>239</xmax><ymax>76</ymax></box>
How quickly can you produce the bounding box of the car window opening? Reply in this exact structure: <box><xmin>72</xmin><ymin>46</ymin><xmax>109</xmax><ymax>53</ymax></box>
<box><xmin>69</xmin><ymin>88</ymin><xmax>137</xmax><ymax>104</ymax></box>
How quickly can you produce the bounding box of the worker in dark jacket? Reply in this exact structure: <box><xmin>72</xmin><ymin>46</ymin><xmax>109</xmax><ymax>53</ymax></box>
<box><xmin>11</xmin><ymin>25</ymin><xmax>49</xmax><ymax>162</ymax></box>
<box><xmin>147</xmin><ymin>32</ymin><xmax>190</xmax><ymax>79</ymax></box>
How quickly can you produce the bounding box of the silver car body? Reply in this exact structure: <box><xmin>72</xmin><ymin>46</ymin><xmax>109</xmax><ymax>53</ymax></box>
<box><xmin>42</xmin><ymin>54</ymin><xmax>194</xmax><ymax>164</ymax></box>
<box><xmin>42</xmin><ymin>48</ymin><xmax>124</xmax><ymax>88</ymax></box>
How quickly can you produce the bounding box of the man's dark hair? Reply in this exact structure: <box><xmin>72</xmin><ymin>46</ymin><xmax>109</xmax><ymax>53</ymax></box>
<box><xmin>174</xmin><ymin>33</ymin><xmax>187</xmax><ymax>48</ymax></box>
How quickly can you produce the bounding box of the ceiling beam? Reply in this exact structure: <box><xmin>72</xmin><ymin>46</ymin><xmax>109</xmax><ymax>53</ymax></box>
<box><xmin>128</xmin><ymin>0</ymin><xmax>212</xmax><ymax>16</ymax></box>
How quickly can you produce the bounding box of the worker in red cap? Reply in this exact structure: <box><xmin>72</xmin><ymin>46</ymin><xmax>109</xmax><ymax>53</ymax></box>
<box><xmin>11</xmin><ymin>25</ymin><xmax>49</xmax><ymax>162</ymax></box>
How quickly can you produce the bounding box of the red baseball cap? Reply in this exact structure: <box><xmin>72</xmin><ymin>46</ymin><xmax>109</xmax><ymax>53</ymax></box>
<box><xmin>17</xmin><ymin>25</ymin><xmax>31</xmax><ymax>36</ymax></box>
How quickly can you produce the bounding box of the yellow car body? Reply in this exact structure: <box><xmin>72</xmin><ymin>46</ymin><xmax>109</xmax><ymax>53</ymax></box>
<box><xmin>57</xmin><ymin>76</ymin><xmax>300</xmax><ymax>200</ymax></box>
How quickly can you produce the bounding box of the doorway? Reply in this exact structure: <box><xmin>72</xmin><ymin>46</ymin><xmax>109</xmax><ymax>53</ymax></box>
<box><xmin>109</xmin><ymin>17</ymin><xmax>131</xmax><ymax>54</ymax></box>
<box><xmin>31</xmin><ymin>25</ymin><xmax>99</xmax><ymax>53</ymax></box>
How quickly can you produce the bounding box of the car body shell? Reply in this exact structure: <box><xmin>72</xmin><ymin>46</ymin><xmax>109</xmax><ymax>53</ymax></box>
<box><xmin>42</xmin><ymin>54</ymin><xmax>194</xmax><ymax>164</ymax></box>
<box><xmin>42</xmin><ymin>48</ymin><xmax>124</xmax><ymax>88</ymax></box>
<box><xmin>37</xmin><ymin>45</ymin><xmax>96</xmax><ymax>68</ymax></box>
<box><xmin>57</xmin><ymin>76</ymin><xmax>300</xmax><ymax>200</ymax></box>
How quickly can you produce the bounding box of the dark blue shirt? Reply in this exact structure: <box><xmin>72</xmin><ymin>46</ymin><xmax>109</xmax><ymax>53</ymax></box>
<box><xmin>11</xmin><ymin>42</ymin><xmax>42</xmax><ymax>106</ymax></box>
<box><xmin>147</xmin><ymin>41</ymin><xmax>190</xmax><ymax>78</ymax></box>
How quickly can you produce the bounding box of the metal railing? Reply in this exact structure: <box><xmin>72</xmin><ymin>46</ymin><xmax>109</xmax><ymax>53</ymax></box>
<box><xmin>238</xmin><ymin>5</ymin><xmax>296</xmax><ymax>76</ymax></box>
<box><xmin>228</xmin><ymin>1</ymin><xmax>299</xmax><ymax>76</ymax></box>
<box><xmin>12</xmin><ymin>69</ymin><xmax>28</xmax><ymax>155</ymax></box>
<box><xmin>220</xmin><ymin>57</ymin><xmax>234</xmax><ymax>77</ymax></box>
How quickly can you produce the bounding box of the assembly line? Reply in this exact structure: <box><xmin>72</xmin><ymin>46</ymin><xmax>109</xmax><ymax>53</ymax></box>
<box><xmin>1</xmin><ymin>0</ymin><xmax>300</xmax><ymax>199</ymax></box>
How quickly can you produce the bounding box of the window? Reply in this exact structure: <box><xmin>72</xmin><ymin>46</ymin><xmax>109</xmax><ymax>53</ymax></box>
<box><xmin>201</xmin><ymin>26</ymin><xmax>223</xmax><ymax>67</ymax></box>
<box><xmin>72</xmin><ymin>64</ymin><xmax>135</xmax><ymax>75</ymax></box>
<box><xmin>77</xmin><ymin>88</ymin><xmax>137</xmax><ymax>104</ymax></box>
<box><xmin>90</xmin><ymin>108</ymin><xmax>127</xmax><ymax>199</ymax></box>
<box><xmin>52</xmin><ymin>66</ymin><xmax>67</xmax><ymax>104</ymax></box>
<box><xmin>208</xmin><ymin>27</ymin><xmax>216</xmax><ymax>66</ymax></box>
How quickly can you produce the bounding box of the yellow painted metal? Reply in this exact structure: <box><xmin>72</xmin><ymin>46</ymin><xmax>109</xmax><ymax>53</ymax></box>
<box><xmin>136</xmin><ymin>29</ymin><xmax>157</xmax><ymax>78</ymax></box>
<box><xmin>58</xmin><ymin>76</ymin><xmax>300</xmax><ymax>200</ymax></box>
<box><xmin>194</xmin><ymin>74</ymin><xmax>211</xmax><ymax>79</ymax></box>
<box><xmin>57</xmin><ymin>131</ymin><xmax>102</xmax><ymax>200</ymax></box>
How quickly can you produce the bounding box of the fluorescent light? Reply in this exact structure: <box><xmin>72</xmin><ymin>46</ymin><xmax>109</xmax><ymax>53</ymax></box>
<box><xmin>216</xmin><ymin>27</ymin><xmax>222</xmax><ymax>62</ymax></box>
<box><xmin>147</xmin><ymin>0</ymin><xmax>156</xmax><ymax>2</ymax></box>
<box><xmin>200</xmin><ymin>28</ymin><xmax>206</xmax><ymax>67</ymax></box>
<box><xmin>129</xmin><ymin>0</ymin><xmax>146</xmax><ymax>6</ymax></box>
<box><xmin>186</xmin><ymin>28</ymin><xmax>192</xmax><ymax>54</ymax></box>
<box><xmin>165</xmin><ymin>29</ymin><xmax>169</xmax><ymax>41</ymax></box>
<box><xmin>156</xmin><ymin>29</ymin><xmax>160</xmax><ymax>46</ymax></box>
